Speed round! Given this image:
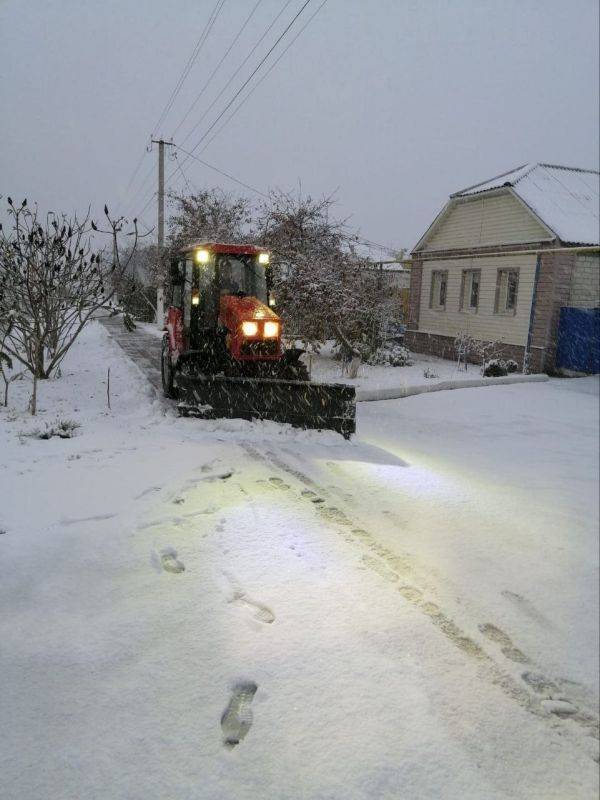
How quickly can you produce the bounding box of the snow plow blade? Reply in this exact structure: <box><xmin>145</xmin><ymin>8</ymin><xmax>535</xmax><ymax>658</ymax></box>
<box><xmin>175</xmin><ymin>374</ymin><xmax>356</xmax><ymax>438</ymax></box>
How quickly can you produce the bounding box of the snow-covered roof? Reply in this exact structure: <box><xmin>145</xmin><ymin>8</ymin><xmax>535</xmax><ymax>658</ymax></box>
<box><xmin>452</xmin><ymin>163</ymin><xmax>599</xmax><ymax>245</ymax></box>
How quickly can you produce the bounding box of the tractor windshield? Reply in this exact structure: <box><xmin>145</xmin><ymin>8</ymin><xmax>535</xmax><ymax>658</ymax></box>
<box><xmin>217</xmin><ymin>254</ymin><xmax>268</xmax><ymax>303</ymax></box>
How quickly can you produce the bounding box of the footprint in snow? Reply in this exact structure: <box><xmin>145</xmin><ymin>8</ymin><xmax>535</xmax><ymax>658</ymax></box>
<box><xmin>201</xmin><ymin>469</ymin><xmax>234</xmax><ymax>482</ymax></box>
<box><xmin>221</xmin><ymin>682</ymin><xmax>258</xmax><ymax>748</ymax></box>
<box><xmin>268</xmin><ymin>477</ymin><xmax>289</xmax><ymax>489</ymax></box>
<box><xmin>230</xmin><ymin>590</ymin><xmax>275</xmax><ymax>624</ymax></box>
<box><xmin>159</xmin><ymin>547</ymin><xmax>185</xmax><ymax>574</ymax></box>
<box><xmin>479</xmin><ymin>623</ymin><xmax>530</xmax><ymax>663</ymax></box>
<box><xmin>135</xmin><ymin>486</ymin><xmax>162</xmax><ymax>500</ymax></box>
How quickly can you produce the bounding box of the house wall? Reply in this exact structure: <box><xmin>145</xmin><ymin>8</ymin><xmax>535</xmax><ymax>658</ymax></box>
<box><xmin>529</xmin><ymin>250</ymin><xmax>576</xmax><ymax>371</ymax></box>
<box><xmin>569</xmin><ymin>254</ymin><xmax>600</xmax><ymax>308</ymax></box>
<box><xmin>423</xmin><ymin>191</ymin><xmax>551</xmax><ymax>252</ymax></box>
<box><xmin>416</xmin><ymin>253</ymin><xmax>538</xmax><ymax>346</ymax></box>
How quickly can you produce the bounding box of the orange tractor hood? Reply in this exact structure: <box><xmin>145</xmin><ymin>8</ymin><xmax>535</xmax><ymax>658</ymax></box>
<box><xmin>220</xmin><ymin>294</ymin><xmax>280</xmax><ymax>329</ymax></box>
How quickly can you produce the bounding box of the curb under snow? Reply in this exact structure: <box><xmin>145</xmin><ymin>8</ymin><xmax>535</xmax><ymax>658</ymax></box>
<box><xmin>356</xmin><ymin>373</ymin><xmax>549</xmax><ymax>402</ymax></box>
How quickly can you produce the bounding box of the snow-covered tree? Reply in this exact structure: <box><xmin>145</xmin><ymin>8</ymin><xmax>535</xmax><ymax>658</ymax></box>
<box><xmin>0</xmin><ymin>199</ymin><xmax>139</xmax><ymax>412</ymax></box>
<box><xmin>168</xmin><ymin>188</ymin><xmax>252</xmax><ymax>251</ymax></box>
<box><xmin>255</xmin><ymin>190</ymin><xmax>401</xmax><ymax>356</ymax></box>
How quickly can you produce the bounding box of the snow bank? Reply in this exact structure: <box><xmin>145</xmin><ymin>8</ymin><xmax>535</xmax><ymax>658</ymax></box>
<box><xmin>357</xmin><ymin>372</ymin><xmax>548</xmax><ymax>401</ymax></box>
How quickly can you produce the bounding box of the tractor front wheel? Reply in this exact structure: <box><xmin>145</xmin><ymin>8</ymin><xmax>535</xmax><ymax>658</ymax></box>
<box><xmin>161</xmin><ymin>336</ymin><xmax>177</xmax><ymax>398</ymax></box>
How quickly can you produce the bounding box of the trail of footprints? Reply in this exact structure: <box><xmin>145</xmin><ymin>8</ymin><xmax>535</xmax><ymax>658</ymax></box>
<box><xmin>146</xmin><ymin>462</ymin><xmax>272</xmax><ymax>749</ymax></box>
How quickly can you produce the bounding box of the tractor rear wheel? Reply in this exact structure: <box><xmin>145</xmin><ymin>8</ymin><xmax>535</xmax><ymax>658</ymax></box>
<box><xmin>161</xmin><ymin>336</ymin><xmax>177</xmax><ymax>398</ymax></box>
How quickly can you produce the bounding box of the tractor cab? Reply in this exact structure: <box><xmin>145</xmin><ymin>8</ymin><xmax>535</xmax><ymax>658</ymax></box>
<box><xmin>165</xmin><ymin>242</ymin><xmax>280</xmax><ymax>365</ymax></box>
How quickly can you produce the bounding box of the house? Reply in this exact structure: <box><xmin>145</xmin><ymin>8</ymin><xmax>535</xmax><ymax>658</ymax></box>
<box><xmin>406</xmin><ymin>163</ymin><xmax>599</xmax><ymax>372</ymax></box>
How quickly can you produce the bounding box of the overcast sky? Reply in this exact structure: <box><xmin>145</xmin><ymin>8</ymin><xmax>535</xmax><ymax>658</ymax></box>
<box><xmin>1</xmin><ymin>0</ymin><xmax>598</xmax><ymax>254</ymax></box>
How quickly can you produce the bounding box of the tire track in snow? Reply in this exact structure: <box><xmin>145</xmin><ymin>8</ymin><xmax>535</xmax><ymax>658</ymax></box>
<box><xmin>240</xmin><ymin>442</ymin><xmax>599</xmax><ymax>755</ymax></box>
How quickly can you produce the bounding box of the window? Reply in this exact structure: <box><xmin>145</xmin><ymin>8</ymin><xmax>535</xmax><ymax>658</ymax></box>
<box><xmin>495</xmin><ymin>269</ymin><xmax>519</xmax><ymax>314</ymax></box>
<box><xmin>460</xmin><ymin>269</ymin><xmax>481</xmax><ymax>313</ymax></box>
<box><xmin>429</xmin><ymin>270</ymin><xmax>448</xmax><ymax>310</ymax></box>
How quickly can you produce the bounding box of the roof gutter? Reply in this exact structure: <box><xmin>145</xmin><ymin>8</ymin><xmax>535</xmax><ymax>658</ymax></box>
<box><xmin>408</xmin><ymin>245</ymin><xmax>599</xmax><ymax>263</ymax></box>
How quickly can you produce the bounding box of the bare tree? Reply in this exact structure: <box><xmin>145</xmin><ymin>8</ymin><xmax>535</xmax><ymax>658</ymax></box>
<box><xmin>0</xmin><ymin>317</ymin><xmax>24</xmax><ymax>406</ymax></box>
<box><xmin>0</xmin><ymin>198</ymin><xmax>140</xmax><ymax>413</ymax></box>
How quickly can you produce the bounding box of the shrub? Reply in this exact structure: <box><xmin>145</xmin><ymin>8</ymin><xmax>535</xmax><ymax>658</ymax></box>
<box><xmin>483</xmin><ymin>359</ymin><xmax>519</xmax><ymax>377</ymax></box>
<box><xmin>366</xmin><ymin>343</ymin><xmax>413</xmax><ymax>367</ymax></box>
<box><xmin>25</xmin><ymin>419</ymin><xmax>80</xmax><ymax>440</ymax></box>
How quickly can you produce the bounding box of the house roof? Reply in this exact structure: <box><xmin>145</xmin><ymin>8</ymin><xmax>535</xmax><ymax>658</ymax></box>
<box><xmin>452</xmin><ymin>163</ymin><xmax>599</xmax><ymax>245</ymax></box>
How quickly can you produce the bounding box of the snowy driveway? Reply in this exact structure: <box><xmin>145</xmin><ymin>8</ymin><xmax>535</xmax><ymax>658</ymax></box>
<box><xmin>0</xmin><ymin>321</ymin><xmax>598</xmax><ymax>800</ymax></box>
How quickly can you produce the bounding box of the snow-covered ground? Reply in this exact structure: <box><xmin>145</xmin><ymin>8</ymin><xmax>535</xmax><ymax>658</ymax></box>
<box><xmin>302</xmin><ymin>341</ymin><xmax>523</xmax><ymax>392</ymax></box>
<box><xmin>0</xmin><ymin>321</ymin><xmax>598</xmax><ymax>800</ymax></box>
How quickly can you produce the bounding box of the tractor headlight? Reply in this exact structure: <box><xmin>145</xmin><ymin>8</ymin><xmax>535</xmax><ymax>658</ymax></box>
<box><xmin>258</xmin><ymin>252</ymin><xmax>269</xmax><ymax>265</ymax></box>
<box><xmin>263</xmin><ymin>321</ymin><xmax>279</xmax><ymax>338</ymax></box>
<box><xmin>241</xmin><ymin>320</ymin><xmax>259</xmax><ymax>337</ymax></box>
<box><xmin>195</xmin><ymin>248</ymin><xmax>210</xmax><ymax>264</ymax></box>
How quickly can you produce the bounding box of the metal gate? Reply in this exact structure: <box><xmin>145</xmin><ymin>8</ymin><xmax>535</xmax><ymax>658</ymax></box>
<box><xmin>555</xmin><ymin>307</ymin><xmax>600</xmax><ymax>373</ymax></box>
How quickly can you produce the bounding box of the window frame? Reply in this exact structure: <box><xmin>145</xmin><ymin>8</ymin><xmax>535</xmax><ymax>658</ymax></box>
<box><xmin>494</xmin><ymin>268</ymin><xmax>520</xmax><ymax>315</ymax></box>
<box><xmin>429</xmin><ymin>269</ymin><xmax>448</xmax><ymax>311</ymax></box>
<box><xmin>460</xmin><ymin>268</ymin><xmax>481</xmax><ymax>314</ymax></box>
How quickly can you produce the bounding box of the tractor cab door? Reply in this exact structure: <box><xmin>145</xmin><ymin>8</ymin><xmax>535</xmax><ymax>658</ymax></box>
<box><xmin>165</xmin><ymin>258</ymin><xmax>187</xmax><ymax>356</ymax></box>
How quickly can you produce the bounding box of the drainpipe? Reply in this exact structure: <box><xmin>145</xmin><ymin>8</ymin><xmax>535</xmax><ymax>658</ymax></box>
<box><xmin>524</xmin><ymin>254</ymin><xmax>542</xmax><ymax>373</ymax></box>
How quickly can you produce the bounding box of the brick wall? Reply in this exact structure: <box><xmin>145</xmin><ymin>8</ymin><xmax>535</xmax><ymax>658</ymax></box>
<box><xmin>569</xmin><ymin>254</ymin><xmax>600</xmax><ymax>308</ymax></box>
<box><xmin>529</xmin><ymin>250</ymin><xmax>577</xmax><ymax>371</ymax></box>
<box><xmin>407</xmin><ymin>259</ymin><xmax>423</xmax><ymax>328</ymax></box>
<box><xmin>403</xmin><ymin>329</ymin><xmax>545</xmax><ymax>373</ymax></box>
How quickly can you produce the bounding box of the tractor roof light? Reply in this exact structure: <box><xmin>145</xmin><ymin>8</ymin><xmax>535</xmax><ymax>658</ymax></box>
<box><xmin>195</xmin><ymin>248</ymin><xmax>210</xmax><ymax>264</ymax></box>
<box><xmin>263</xmin><ymin>321</ymin><xmax>279</xmax><ymax>338</ymax></box>
<box><xmin>241</xmin><ymin>320</ymin><xmax>259</xmax><ymax>337</ymax></box>
<box><xmin>258</xmin><ymin>252</ymin><xmax>269</xmax><ymax>265</ymax></box>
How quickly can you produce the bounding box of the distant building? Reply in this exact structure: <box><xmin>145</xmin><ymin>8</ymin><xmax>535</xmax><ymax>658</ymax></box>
<box><xmin>406</xmin><ymin>163</ymin><xmax>599</xmax><ymax>372</ymax></box>
<box><xmin>362</xmin><ymin>261</ymin><xmax>411</xmax><ymax>321</ymax></box>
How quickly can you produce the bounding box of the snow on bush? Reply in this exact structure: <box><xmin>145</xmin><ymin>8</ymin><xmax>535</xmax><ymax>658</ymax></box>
<box><xmin>365</xmin><ymin>343</ymin><xmax>413</xmax><ymax>367</ymax></box>
<box><xmin>24</xmin><ymin>419</ymin><xmax>80</xmax><ymax>440</ymax></box>
<box><xmin>483</xmin><ymin>359</ymin><xmax>520</xmax><ymax>377</ymax></box>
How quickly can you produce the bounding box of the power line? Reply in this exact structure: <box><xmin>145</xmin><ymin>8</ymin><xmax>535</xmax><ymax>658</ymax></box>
<box><xmin>132</xmin><ymin>0</ymin><xmax>332</xmax><ymax>234</ymax></box>
<box><xmin>172</xmin><ymin>151</ymin><xmax>196</xmax><ymax>194</ymax></box>
<box><xmin>120</xmin><ymin>1</ymin><xmax>225</xmax><ymax>217</ymax></box>
<box><xmin>198</xmin><ymin>0</ymin><xmax>328</xmax><ymax>155</ymax></box>
<box><xmin>178</xmin><ymin>0</ymin><xmax>295</xmax><ymax>149</ymax></box>
<box><xmin>173</xmin><ymin>144</ymin><xmax>269</xmax><ymax>198</ymax></box>
<box><xmin>150</xmin><ymin>0</ymin><xmax>314</xmax><ymax>205</ymax></box>
<box><xmin>152</xmin><ymin>0</ymin><xmax>226</xmax><ymax>136</ymax></box>
<box><xmin>126</xmin><ymin>159</ymin><xmax>157</xmax><ymax>221</ymax></box>
<box><xmin>123</xmin><ymin>147</ymin><xmax>148</xmax><ymax>197</ymax></box>
<box><xmin>156</xmin><ymin>145</ymin><xmax>399</xmax><ymax>255</ymax></box>
<box><xmin>179</xmin><ymin>0</ymin><xmax>314</xmax><ymax>166</ymax></box>
<box><xmin>171</xmin><ymin>0</ymin><xmax>264</xmax><ymax>141</ymax></box>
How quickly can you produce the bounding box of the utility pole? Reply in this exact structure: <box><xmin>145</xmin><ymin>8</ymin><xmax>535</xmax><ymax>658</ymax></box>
<box><xmin>151</xmin><ymin>138</ymin><xmax>174</xmax><ymax>325</ymax></box>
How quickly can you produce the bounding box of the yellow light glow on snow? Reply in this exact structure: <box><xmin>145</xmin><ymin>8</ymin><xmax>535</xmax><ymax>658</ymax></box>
<box><xmin>264</xmin><ymin>321</ymin><xmax>279</xmax><ymax>338</ymax></box>
<box><xmin>258</xmin><ymin>252</ymin><xmax>269</xmax><ymax>265</ymax></box>
<box><xmin>195</xmin><ymin>248</ymin><xmax>210</xmax><ymax>264</ymax></box>
<box><xmin>241</xmin><ymin>321</ymin><xmax>259</xmax><ymax>337</ymax></box>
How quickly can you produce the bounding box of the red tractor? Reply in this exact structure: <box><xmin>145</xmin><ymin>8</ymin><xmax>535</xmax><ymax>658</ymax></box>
<box><xmin>161</xmin><ymin>242</ymin><xmax>355</xmax><ymax>437</ymax></box>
